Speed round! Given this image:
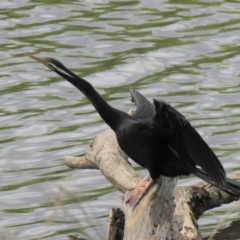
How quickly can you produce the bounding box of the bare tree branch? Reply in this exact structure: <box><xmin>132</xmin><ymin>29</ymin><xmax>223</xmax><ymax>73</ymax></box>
<box><xmin>63</xmin><ymin>126</ymin><xmax>240</xmax><ymax>240</ymax></box>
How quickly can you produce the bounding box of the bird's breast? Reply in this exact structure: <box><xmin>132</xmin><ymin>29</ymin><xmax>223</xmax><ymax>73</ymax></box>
<box><xmin>115</xmin><ymin>122</ymin><xmax>160</xmax><ymax>168</ymax></box>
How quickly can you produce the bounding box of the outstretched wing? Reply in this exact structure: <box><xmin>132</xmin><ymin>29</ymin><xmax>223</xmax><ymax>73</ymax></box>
<box><xmin>153</xmin><ymin>98</ymin><xmax>226</xmax><ymax>187</ymax></box>
<box><xmin>130</xmin><ymin>90</ymin><xmax>155</xmax><ymax>120</ymax></box>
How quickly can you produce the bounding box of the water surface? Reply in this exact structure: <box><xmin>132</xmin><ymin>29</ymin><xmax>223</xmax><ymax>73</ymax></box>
<box><xmin>1</xmin><ymin>0</ymin><xmax>240</xmax><ymax>239</ymax></box>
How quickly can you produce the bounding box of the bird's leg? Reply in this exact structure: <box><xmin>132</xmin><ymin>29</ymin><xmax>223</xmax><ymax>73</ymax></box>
<box><xmin>125</xmin><ymin>175</ymin><xmax>154</xmax><ymax>208</ymax></box>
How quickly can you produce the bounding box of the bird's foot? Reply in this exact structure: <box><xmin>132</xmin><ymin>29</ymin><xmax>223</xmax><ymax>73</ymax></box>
<box><xmin>125</xmin><ymin>175</ymin><xmax>153</xmax><ymax>208</ymax></box>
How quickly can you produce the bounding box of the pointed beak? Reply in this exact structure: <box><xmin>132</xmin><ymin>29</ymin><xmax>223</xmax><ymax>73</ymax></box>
<box><xmin>26</xmin><ymin>54</ymin><xmax>50</xmax><ymax>69</ymax></box>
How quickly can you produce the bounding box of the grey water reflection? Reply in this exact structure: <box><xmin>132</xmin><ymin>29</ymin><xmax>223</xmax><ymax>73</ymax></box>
<box><xmin>0</xmin><ymin>0</ymin><xmax>240</xmax><ymax>239</ymax></box>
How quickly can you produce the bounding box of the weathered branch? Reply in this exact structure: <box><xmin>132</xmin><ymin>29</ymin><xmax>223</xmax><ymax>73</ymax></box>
<box><xmin>107</xmin><ymin>208</ymin><xmax>125</xmax><ymax>240</ymax></box>
<box><xmin>64</xmin><ymin>156</ymin><xmax>98</xmax><ymax>169</ymax></box>
<box><xmin>64</xmin><ymin>127</ymin><xmax>142</xmax><ymax>193</ymax></box>
<box><xmin>63</xmin><ymin>126</ymin><xmax>240</xmax><ymax>240</ymax></box>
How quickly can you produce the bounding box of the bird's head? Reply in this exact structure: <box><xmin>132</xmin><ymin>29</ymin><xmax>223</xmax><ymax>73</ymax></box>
<box><xmin>27</xmin><ymin>54</ymin><xmax>74</xmax><ymax>79</ymax></box>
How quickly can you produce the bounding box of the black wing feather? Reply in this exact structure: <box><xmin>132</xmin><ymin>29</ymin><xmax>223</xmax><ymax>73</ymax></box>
<box><xmin>180</xmin><ymin>123</ymin><xmax>226</xmax><ymax>187</ymax></box>
<box><xmin>153</xmin><ymin>98</ymin><xmax>226</xmax><ymax>187</ymax></box>
<box><xmin>195</xmin><ymin>168</ymin><xmax>240</xmax><ymax>196</ymax></box>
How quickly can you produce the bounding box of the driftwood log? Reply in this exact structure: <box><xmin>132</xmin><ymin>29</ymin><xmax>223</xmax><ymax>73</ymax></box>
<box><xmin>64</xmin><ymin>126</ymin><xmax>240</xmax><ymax>240</ymax></box>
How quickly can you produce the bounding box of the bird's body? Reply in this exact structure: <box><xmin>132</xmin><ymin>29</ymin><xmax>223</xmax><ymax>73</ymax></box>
<box><xmin>28</xmin><ymin>54</ymin><xmax>240</xmax><ymax>199</ymax></box>
<box><xmin>115</xmin><ymin>117</ymin><xmax>189</xmax><ymax>180</ymax></box>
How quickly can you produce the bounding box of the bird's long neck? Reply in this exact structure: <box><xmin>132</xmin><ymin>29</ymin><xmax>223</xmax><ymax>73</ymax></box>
<box><xmin>55</xmin><ymin>68</ymin><xmax>129</xmax><ymax>130</ymax></box>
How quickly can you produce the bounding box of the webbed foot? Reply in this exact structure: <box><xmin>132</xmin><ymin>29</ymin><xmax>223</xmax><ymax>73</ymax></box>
<box><xmin>125</xmin><ymin>175</ymin><xmax>153</xmax><ymax>208</ymax></box>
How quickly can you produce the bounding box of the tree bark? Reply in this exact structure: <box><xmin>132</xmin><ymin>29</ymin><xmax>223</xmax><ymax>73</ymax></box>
<box><xmin>63</xmin><ymin>126</ymin><xmax>240</xmax><ymax>240</ymax></box>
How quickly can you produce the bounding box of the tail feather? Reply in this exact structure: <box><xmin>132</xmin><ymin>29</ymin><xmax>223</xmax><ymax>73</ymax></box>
<box><xmin>194</xmin><ymin>168</ymin><xmax>240</xmax><ymax>197</ymax></box>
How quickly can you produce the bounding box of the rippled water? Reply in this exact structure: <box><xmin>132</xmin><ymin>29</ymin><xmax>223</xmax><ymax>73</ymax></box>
<box><xmin>1</xmin><ymin>0</ymin><xmax>240</xmax><ymax>239</ymax></box>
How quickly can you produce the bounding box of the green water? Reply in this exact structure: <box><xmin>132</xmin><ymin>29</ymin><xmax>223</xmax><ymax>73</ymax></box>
<box><xmin>0</xmin><ymin>0</ymin><xmax>240</xmax><ymax>239</ymax></box>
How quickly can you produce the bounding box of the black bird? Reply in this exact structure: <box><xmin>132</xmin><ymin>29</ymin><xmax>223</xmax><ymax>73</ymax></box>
<box><xmin>28</xmin><ymin>54</ymin><xmax>240</xmax><ymax>206</ymax></box>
